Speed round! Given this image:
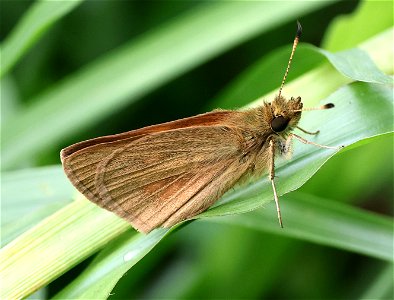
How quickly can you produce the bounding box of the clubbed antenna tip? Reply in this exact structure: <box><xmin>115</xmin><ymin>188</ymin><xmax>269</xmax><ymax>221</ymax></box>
<box><xmin>324</xmin><ymin>103</ymin><xmax>335</xmax><ymax>109</ymax></box>
<box><xmin>278</xmin><ymin>21</ymin><xmax>302</xmax><ymax>98</ymax></box>
<box><xmin>296</xmin><ymin>20</ymin><xmax>302</xmax><ymax>38</ymax></box>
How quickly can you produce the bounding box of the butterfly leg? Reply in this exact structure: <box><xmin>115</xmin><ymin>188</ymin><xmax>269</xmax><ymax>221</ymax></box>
<box><xmin>269</xmin><ymin>138</ymin><xmax>284</xmax><ymax>228</ymax></box>
<box><xmin>296</xmin><ymin>126</ymin><xmax>319</xmax><ymax>135</ymax></box>
<box><xmin>289</xmin><ymin>133</ymin><xmax>340</xmax><ymax>149</ymax></box>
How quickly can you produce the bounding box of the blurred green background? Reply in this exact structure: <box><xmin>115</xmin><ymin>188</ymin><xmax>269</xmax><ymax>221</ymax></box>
<box><xmin>1</xmin><ymin>0</ymin><xmax>393</xmax><ymax>299</ymax></box>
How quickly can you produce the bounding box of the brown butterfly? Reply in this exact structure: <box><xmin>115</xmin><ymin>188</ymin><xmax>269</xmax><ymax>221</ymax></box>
<box><xmin>61</xmin><ymin>22</ymin><xmax>338</xmax><ymax>233</ymax></box>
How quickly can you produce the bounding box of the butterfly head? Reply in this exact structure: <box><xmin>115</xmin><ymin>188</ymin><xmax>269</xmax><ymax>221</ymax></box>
<box><xmin>270</xmin><ymin>95</ymin><xmax>303</xmax><ymax>134</ymax></box>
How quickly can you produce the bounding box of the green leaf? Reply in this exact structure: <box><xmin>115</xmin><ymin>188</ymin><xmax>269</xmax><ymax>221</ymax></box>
<box><xmin>210</xmin><ymin>45</ymin><xmax>325</xmax><ymax>109</ymax></box>
<box><xmin>0</xmin><ymin>77</ymin><xmax>20</xmax><ymax>125</ymax></box>
<box><xmin>1</xmin><ymin>1</ymin><xmax>335</xmax><ymax>170</ymax></box>
<box><xmin>300</xmin><ymin>132</ymin><xmax>393</xmax><ymax>207</ymax></box>
<box><xmin>359</xmin><ymin>264</ymin><xmax>394</xmax><ymax>299</ymax></box>
<box><xmin>55</xmin><ymin>174</ymin><xmax>394</xmax><ymax>298</ymax></box>
<box><xmin>208</xmin><ymin>192</ymin><xmax>393</xmax><ymax>262</ymax></box>
<box><xmin>0</xmin><ymin>0</ymin><xmax>84</xmax><ymax>77</ymax></box>
<box><xmin>322</xmin><ymin>0</ymin><xmax>393</xmax><ymax>51</ymax></box>
<box><xmin>212</xmin><ymin>27</ymin><xmax>392</xmax><ymax>111</ymax></box>
<box><xmin>1</xmin><ymin>166</ymin><xmax>74</xmax><ymax>224</ymax></box>
<box><xmin>317</xmin><ymin>47</ymin><xmax>392</xmax><ymax>85</ymax></box>
<box><xmin>0</xmin><ymin>200</ymin><xmax>130</xmax><ymax>299</ymax></box>
<box><xmin>1</xmin><ymin>166</ymin><xmax>74</xmax><ymax>245</ymax></box>
<box><xmin>202</xmin><ymin>82</ymin><xmax>393</xmax><ymax>218</ymax></box>
<box><xmin>53</xmin><ymin>228</ymin><xmax>171</xmax><ymax>299</ymax></box>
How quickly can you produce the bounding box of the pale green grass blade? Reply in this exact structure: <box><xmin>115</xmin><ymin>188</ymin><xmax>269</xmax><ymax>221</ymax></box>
<box><xmin>1</xmin><ymin>166</ymin><xmax>74</xmax><ymax>245</ymax></box>
<box><xmin>2</xmin><ymin>202</ymin><xmax>66</xmax><ymax>246</ymax></box>
<box><xmin>1</xmin><ymin>77</ymin><xmax>20</xmax><ymax>125</ymax></box>
<box><xmin>1</xmin><ymin>1</ymin><xmax>335</xmax><ymax>170</ymax></box>
<box><xmin>208</xmin><ymin>192</ymin><xmax>393</xmax><ymax>262</ymax></box>
<box><xmin>1</xmin><ymin>166</ymin><xmax>74</xmax><ymax>225</ymax></box>
<box><xmin>0</xmin><ymin>0</ymin><xmax>84</xmax><ymax>77</ymax></box>
<box><xmin>301</xmin><ymin>133</ymin><xmax>393</xmax><ymax>204</ymax></box>
<box><xmin>317</xmin><ymin>47</ymin><xmax>392</xmax><ymax>84</ymax></box>
<box><xmin>0</xmin><ymin>199</ymin><xmax>130</xmax><ymax>299</ymax></box>
<box><xmin>53</xmin><ymin>228</ymin><xmax>172</xmax><ymax>299</ymax></box>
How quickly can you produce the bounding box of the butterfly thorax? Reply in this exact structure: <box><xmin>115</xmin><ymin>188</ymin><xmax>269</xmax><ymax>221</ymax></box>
<box><xmin>233</xmin><ymin>95</ymin><xmax>303</xmax><ymax>178</ymax></box>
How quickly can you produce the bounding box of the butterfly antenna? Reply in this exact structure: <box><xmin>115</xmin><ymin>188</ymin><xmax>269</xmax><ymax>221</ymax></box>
<box><xmin>278</xmin><ymin>21</ymin><xmax>302</xmax><ymax>98</ymax></box>
<box><xmin>292</xmin><ymin>103</ymin><xmax>335</xmax><ymax>112</ymax></box>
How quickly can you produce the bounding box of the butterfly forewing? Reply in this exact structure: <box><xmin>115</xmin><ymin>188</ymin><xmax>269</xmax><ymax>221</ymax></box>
<box><xmin>95</xmin><ymin>126</ymin><xmax>247</xmax><ymax>233</ymax></box>
<box><xmin>61</xmin><ymin>110</ymin><xmax>237</xmax><ymax>201</ymax></box>
<box><xmin>61</xmin><ymin>110</ymin><xmax>254</xmax><ymax>233</ymax></box>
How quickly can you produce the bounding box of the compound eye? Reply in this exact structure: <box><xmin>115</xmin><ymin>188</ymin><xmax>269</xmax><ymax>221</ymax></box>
<box><xmin>271</xmin><ymin>115</ymin><xmax>289</xmax><ymax>132</ymax></box>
